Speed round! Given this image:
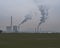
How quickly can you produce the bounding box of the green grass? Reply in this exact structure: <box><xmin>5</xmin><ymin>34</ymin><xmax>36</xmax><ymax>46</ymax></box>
<box><xmin>0</xmin><ymin>33</ymin><xmax>60</xmax><ymax>48</ymax></box>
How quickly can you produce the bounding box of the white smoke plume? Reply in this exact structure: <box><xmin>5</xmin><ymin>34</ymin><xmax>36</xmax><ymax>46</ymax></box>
<box><xmin>19</xmin><ymin>13</ymin><xmax>32</xmax><ymax>25</ymax></box>
<box><xmin>37</xmin><ymin>5</ymin><xmax>48</xmax><ymax>32</ymax></box>
<box><xmin>34</xmin><ymin>0</ymin><xmax>48</xmax><ymax>32</ymax></box>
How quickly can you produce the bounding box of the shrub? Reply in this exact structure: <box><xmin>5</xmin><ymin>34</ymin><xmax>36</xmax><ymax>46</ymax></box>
<box><xmin>0</xmin><ymin>30</ymin><xmax>3</xmax><ymax>33</ymax></box>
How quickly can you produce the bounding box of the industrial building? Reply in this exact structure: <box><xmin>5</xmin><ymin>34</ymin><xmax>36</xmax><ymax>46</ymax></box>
<box><xmin>6</xmin><ymin>26</ymin><xmax>12</xmax><ymax>32</ymax></box>
<box><xmin>6</xmin><ymin>26</ymin><xmax>20</xmax><ymax>32</ymax></box>
<box><xmin>13</xmin><ymin>25</ymin><xmax>19</xmax><ymax>32</ymax></box>
<box><xmin>6</xmin><ymin>16</ymin><xmax>20</xmax><ymax>32</ymax></box>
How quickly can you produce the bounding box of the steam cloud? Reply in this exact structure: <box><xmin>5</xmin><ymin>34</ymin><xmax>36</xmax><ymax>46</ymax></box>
<box><xmin>34</xmin><ymin>0</ymin><xmax>49</xmax><ymax>32</ymax></box>
<box><xmin>37</xmin><ymin>5</ymin><xmax>48</xmax><ymax>32</ymax></box>
<box><xmin>19</xmin><ymin>14</ymin><xmax>32</xmax><ymax>25</ymax></box>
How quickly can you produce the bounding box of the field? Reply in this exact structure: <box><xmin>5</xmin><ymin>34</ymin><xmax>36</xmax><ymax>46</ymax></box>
<box><xmin>0</xmin><ymin>33</ymin><xmax>60</xmax><ymax>48</ymax></box>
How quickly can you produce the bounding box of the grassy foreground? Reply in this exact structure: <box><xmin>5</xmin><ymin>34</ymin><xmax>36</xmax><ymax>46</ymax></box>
<box><xmin>0</xmin><ymin>33</ymin><xmax>60</xmax><ymax>48</ymax></box>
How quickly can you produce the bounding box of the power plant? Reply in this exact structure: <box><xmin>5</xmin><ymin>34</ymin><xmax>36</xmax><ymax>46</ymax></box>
<box><xmin>6</xmin><ymin>16</ymin><xmax>20</xmax><ymax>32</ymax></box>
<box><xmin>6</xmin><ymin>13</ymin><xmax>32</xmax><ymax>32</ymax></box>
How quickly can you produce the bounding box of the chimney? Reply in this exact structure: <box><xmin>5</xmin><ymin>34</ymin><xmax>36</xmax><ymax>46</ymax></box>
<box><xmin>11</xmin><ymin>16</ymin><xmax>12</xmax><ymax>26</ymax></box>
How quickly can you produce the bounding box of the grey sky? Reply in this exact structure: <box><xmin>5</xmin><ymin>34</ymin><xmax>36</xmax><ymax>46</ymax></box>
<box><xmin>0</xmin><ymin>0</ymin><xmax>60</xmax><ymax>32</ymax></box>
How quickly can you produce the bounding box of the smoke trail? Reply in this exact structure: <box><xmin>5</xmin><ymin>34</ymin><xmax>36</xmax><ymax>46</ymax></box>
<box><xmin>19</xmin><ymin>19</ymin><xmax>27</xmax><ymax>25</ymax></box>
<box><xmin>34</xmin><ymin>0</ymin><xmax>49</xmax><ymax>32</ymax></box>
<box><xmin>39</xmin><ymin>5</ymin><xmax>48</xmax><ymax>23</ymax></box>
<box><xmin>37</xmin><ymin>5</ymin><xmax>48</xmax><ymax>32</ymax></box>
<box><xmin>19</xmin><ymin>14</ymin><xmax>32</xmax><ymax>25</ymax></box>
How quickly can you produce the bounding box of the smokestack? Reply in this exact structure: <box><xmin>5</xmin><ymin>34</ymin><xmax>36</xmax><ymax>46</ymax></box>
<box><xmin>11</xmin><ymin>16</ymin><xmax>13</xmax><ymax>32</ymax></box>
<box><xmin>11</xmin><ymin>16</ymin><xmax>12</xmax><ymax>26</ymax></box>
<box><xmin>35</xmin><ymin>27</ymin><xmax>36</xmax><ymax>33</ymax></box>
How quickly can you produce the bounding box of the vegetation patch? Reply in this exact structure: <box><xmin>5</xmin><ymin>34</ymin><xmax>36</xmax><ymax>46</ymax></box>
<box><xmin>0</xmin><ymin>33</ymin><xmax>60</xmax><ymax>48</ymax></box>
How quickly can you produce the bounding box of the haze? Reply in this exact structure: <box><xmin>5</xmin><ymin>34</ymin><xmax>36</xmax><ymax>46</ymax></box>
<box><xmin>0</xmin><ymin>0</ymin><xmax>60</xmax><ymax>32</ymax></box>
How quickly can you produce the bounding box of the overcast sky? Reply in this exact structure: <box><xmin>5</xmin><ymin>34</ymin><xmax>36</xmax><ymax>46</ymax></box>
<box><xmin>0</xmin><ymin>0</ymin><xmax>60</xmax><ymax>32</ymax></box>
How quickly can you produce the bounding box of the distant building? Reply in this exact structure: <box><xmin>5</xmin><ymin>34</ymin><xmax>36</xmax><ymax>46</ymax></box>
<box><xmin>13</xmin><ymin>25</ymin><xmax>18</xmax><ymax>32</ymax></box>
<box><xmin>6</xmin><ymin>26</ymin><xmax>12</xmax><ymax>32</ymax></box>
<box><xmin>6</xmin><ymin>25</ymin><xmax>20</xmax><ymax>32</ymax></box>
<box><xmin>6</xmin><ymin>16</ymin><xmax>20</xmax><ymax>32</ymax></box>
